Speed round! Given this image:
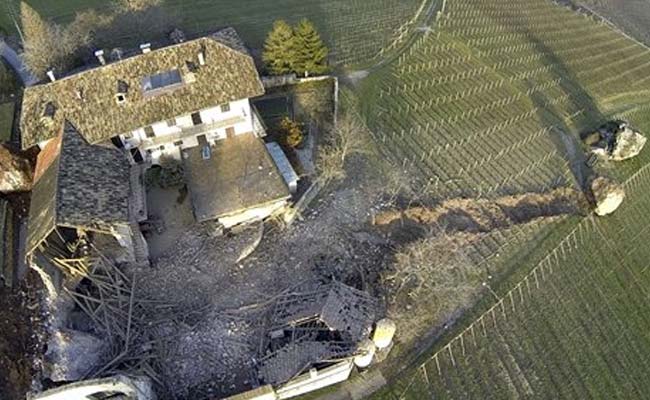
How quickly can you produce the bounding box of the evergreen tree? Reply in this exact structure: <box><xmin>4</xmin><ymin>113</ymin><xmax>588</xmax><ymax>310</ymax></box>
<box><xmin>293</xmin><ymin>19</ymin><xmax>328</xmax><ymax>77</ymax></box>
<box><xmin>263</xmin><ymin>20</ymin><xmax>297</xmax><ymax>75</ymax></box>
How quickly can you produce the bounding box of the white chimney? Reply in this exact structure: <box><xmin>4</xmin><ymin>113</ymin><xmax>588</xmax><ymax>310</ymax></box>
<box><xmin>140</xmin><ymin>43</ymin><xmax>151</xmax><ymax>54</ymax></box>
<box><xmin>94</xmin><ymin>49</ymin><xmax>106</xmax><ymax>65</ymax></box>
<box><xmin>198</xmin><ymin>51</ymin><xmax>205</xmax><ymax>66</ymax></box>
<box><xmin>46</xmin><ymin>70</ymin><xmax>56</xmax><ymax>82</ymax></box>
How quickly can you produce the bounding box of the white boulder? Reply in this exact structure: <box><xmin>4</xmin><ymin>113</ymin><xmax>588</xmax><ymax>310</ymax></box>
<box><xmin>591</xmin><ymin>177</ymin><xmax>625</xmax><ymax>216</ymax></box>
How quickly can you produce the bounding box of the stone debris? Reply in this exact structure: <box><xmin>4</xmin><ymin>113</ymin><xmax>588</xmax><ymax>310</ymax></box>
<box><xmin>0</xmin><ymin>145</ymin><xmax>32</xmax><ymax>193</ymax></box>
<box><xmin>45</xmin><ymin>329</ymin><xmax>108</xmax><ymax>382</ymax></box>
<box><xmin>585</xmin><ymin>120</ymin><xmax>647</xmax><ymax>161</ymax></box>
<box><xmin>159</xmin><ymin>313</ymin><xmax>256</xmax><ymax>398</ymax></box>
<box><xmin>591</xmin><ymin>177</ymin><xmax>625</xmax><ymax>216</ymax></box>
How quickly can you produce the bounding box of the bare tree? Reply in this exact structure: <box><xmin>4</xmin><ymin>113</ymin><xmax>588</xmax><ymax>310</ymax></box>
<box><xmin>114</xmin><ymin>0</ymin><xmax>162</xmax><ymax>12</ymax></box>
<box><xmin>316</xmin><ymin>112</ymin><xmax>371</xmax><ymax>185</ymax></box>
<box><xmin>20</xmin><ymin>2</ymin><xmax>56</xmax><ymax>78</ymax></box>
<box><xmin>20</xmin><ymin>2</ymin><xmax>92</xmax><ymax>79</ymax></box>
<box><xmin>383</xmin><ymin>228</ymin><xmax>481</xmax><ymax>302</ymax></box>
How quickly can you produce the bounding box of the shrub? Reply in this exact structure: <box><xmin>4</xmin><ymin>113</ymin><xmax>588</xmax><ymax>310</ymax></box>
<box><xmin>146</xmin><ymin>157</ymin><xmax>185</xmax><ymax>188</ymax></box>
<box><xmin>279</xmin><ymin>117</ymin><xmax>304</xmax><ymax>148</ymax></box>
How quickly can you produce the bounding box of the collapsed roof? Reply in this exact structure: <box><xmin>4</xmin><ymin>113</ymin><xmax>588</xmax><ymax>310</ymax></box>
<box><xmin>20</xmin><ymin>28</ymin><xmax>264</xmax><ymax>149</ymax></box>
<box><xmin>26</xmin><ymin>125</ymin><xmax>132</xmax><ymax>254</ymax></box>
<box><xmin>256</xmin><ymin>282</ymin><xmax>377</xmax><ymax>385</ymax></box>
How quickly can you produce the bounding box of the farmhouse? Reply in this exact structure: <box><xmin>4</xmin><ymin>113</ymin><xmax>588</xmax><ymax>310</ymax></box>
<box><xmin>20</xmin><ymin>28</ymin><xmax>295</xmax><ymax>255</ymax></box>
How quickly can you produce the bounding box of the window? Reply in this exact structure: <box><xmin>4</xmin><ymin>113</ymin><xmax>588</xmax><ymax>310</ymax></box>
<box><xmin>191</xmin><ymin>112</ymin><xmax>203</xmax><ymax>126</ymax></box>
<box><xmin>186</xmin><ymin>60</ymin><xmax>198</xmax><ymax>73</ymax></box>
<box><xmin>43</xmin><ymin>102</ymin><xmax>56</xmax><ymax>118</ymax></box>
<box><xmin>159</xmin><ymin>145</ymin><xmax>165</xmax><ymax>151</ymax></box>
<box><xmin>115</xmin><ymin>93</ymin><xmax>126</xmax><ymax>104</ymax></box>
<box><xmin>220</xmin><ymin>103</ymin><xmax>231</xmax><ymax>113</ymax></box>
<box><xmin>141</xmin><ymin>69</ymin><xmax>183</xmax><ymax>93</ymax></box>
<box><xmin>166</xmin><ymin>118</ymin><xmax>176</xmax><ymax>127</ymax></box>
<box><xmin>225</xmin><ymin>127</ymin><xmax>235</xmax><ymax>138</ymax></box>
<box><xmin>144</xmin><ymin>126</ymin><xmax>155</xmax><ymax>138</ymax></box>
<box><xmin>174</xmin><ymin>140</ymin><xmax>183</xmax><ymax>147</ymax></box>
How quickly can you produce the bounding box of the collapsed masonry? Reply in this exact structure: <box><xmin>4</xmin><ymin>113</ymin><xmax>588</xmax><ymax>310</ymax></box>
<box><xmin>31</xmin><ymin>259</ymin><xmax>388</xmax><ymax>400</ymax></box>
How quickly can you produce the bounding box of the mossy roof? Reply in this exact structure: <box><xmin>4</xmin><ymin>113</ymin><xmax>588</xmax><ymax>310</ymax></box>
<box><xmin>20</xmin><ymin>28</ymin><xmax>264</xmax><ymax>150</ymax></box>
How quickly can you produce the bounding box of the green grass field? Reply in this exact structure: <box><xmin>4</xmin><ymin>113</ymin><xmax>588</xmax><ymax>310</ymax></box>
<box><xmin>1</xmin><ymin>0</ymin><xmax>425</xmax><ymax>67</ymax></box>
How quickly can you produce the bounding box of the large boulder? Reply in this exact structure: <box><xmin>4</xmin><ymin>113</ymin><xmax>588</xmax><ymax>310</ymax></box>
<box><xmin>610</xmin><ymin>127</ymin><xmax>647</xmax><ymax>161</ymax></box>
<box><xmin>585</xmin><ymin>121</ymin><xmax>647</xmax><ymax>161</ymax></box>
<box><xmin>0</xmin><ymin>145</ymin><xmax>32</xmax><ymax>193</ymax></box>
<box><xmin>591</xmin><ymin>177</ymin><xmax>625</xmax><ymax>216</ymax></box>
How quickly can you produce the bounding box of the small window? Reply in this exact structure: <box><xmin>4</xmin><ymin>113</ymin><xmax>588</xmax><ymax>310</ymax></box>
<box><xmin>117</xmin><ymin>80</ymin><xmax>129</xmax><ymax>94</ymax></box>
<box><xmin>115</xmin><ymin>93</ymin><xmax>126</xmax><ymax>104</ymax></box>
<box><xmin>144</xmin><ymin>126</ymin><xmax>155</xmax><ymax>138</ymax></box>
<box><xmin>220</xmin><ymin>103</ymin><xmax>231</xmax><ymax>113</ymax></box>
<box><xmin>166</xmin><ymin>118</ymin><xmax>176</xmax><ymax>127</ymax></box>
<box><xmin>159</xmin><ymin>145</ymin><xmax>165</xmax><ymax>151</ymax></box>
<box><xmin>141</xmin><ymin>69</ymin><xmax>183</xmax><ymax>93</ymax></box>
<box><xmin>191</xmin><ymin>112</ymin><xmax>203</xmax><ymax>126</ymax></box>
<box><xmin>186</xmin><ymin>60</ymin><xmax>198</xmax><ymax>73</ymax></box>
<box><xmin>44</xmin><ymin>102</ymin><xmax>56</xmax><ymax>118</ymax></box>
<box><xmin>174</xmin><ymin>140</ymin><xmax>183</xmax><ymax>147</ymax></box>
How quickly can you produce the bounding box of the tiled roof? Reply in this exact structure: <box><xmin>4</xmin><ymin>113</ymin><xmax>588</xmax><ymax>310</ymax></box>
<box><xmin>26</xmin><ymin>125</ymin><xmax>131</xmax><ymax>253</ymax></box>
<box><xmin>20</xmin><ymin>28</ymin><xmax>264</xmax><ymax>149</ymax></box>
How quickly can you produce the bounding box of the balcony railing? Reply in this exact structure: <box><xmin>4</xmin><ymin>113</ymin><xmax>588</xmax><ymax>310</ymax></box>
<box><xmin>144</xmin><ymin>116</ymin><xmax>246</xmax><ymax>147</ymax></box>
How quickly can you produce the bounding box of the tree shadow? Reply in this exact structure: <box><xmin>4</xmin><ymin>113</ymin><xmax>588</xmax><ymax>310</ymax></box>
<box><xmin>507</xmin><ymin>19</ymin><xmax>606</xmax><ymax>191</ymax></box>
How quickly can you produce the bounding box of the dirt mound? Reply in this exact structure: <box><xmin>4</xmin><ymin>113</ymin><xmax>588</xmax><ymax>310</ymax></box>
<box><xmin>375</xmin><ymin>188</ymin><xmax>583</xmax><ymax>238</ymax></box>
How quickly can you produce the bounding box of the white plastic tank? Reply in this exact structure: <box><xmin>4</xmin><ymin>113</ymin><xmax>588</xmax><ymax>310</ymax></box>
<box><xmin>372</xmin><ymin>318</ymin><xmax>397</xmax><ymax>349</ymax></box>
<box><xmin>353</xmin><ymin>339</ymin><xmax>376</xmax><ymax>368</ymax></box>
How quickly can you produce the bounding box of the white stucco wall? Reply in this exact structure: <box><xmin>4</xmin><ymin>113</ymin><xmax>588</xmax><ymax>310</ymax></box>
<box><xmin>122</xmin><ymin>98</ymin><xmax>256</xmax><ymax>164</ymax></box>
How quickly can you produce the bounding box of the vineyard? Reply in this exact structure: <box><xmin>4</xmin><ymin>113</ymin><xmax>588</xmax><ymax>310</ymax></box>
<box><xmin>361</xmin><ymin>0</ymin><xmax>650</xmax><ymax>198</ymax></box>
<box><xmin>0</xmin><ymin>0</ymin><xmax>426</xmax><ymax>67</ymax></box>
<box><xmin>375</xmin><ymin>146</ymin><xmax>650</xmax><ymax>399</ymax></box>
<box><xmin>360</xmin><ymin>0</ymin><xmax>650</xmax><ymax>397</ymax></box>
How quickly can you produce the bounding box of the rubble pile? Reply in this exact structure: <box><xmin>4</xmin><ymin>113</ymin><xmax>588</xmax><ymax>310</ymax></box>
<box><xmin>0</xmin><ymin>145</ymin><xmax>32</xmax><ymax>193</ymax></box>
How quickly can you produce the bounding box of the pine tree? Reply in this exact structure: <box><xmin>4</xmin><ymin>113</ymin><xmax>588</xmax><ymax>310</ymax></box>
<box><xmin>293</xmin><ymin>19</ymin><xmax>329</xmax><ymax>77</ymax></box>
<box><xmin>21</xmin><ymin>1</ymin><xmax>56</xmax><ymax>78</ymax></box>
<box><xmin>263</xmin><ymin>20</ymin><xmax>297</xmax><ymax>75</ymax></box>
